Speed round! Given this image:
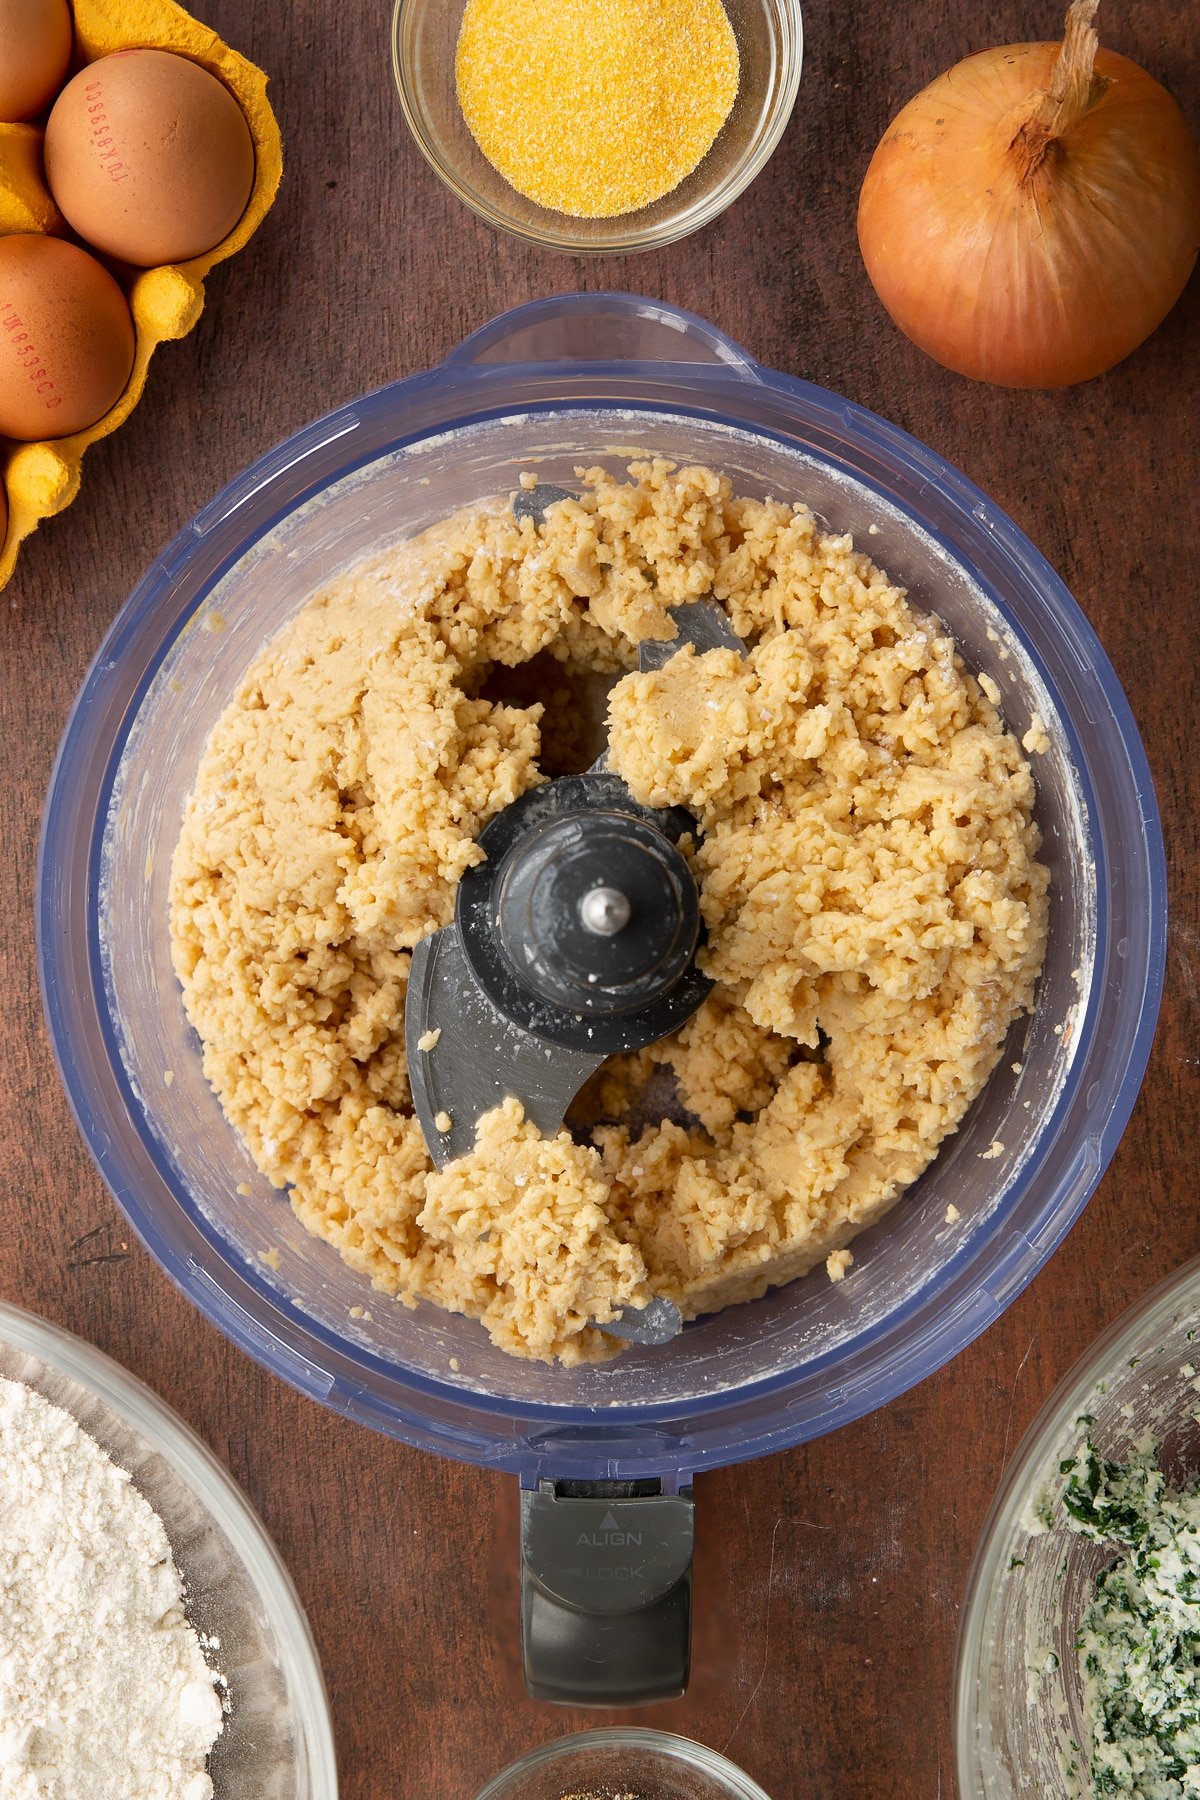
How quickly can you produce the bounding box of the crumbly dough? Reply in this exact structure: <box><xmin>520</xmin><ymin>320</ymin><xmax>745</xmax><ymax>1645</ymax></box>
<box><xmin>169</xmin><ymin>461</ymin><xmax>1048</xmax><ymax>1364</ymax></box>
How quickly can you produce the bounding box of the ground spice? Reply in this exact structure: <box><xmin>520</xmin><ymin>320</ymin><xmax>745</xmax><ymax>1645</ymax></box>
<box><xmin>455</xmin><ymin>0</ymin><xmax>740</xmax><ymax>218</ymax></box>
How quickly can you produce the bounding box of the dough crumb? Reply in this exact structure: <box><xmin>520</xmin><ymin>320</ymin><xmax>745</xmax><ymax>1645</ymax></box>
<box><xmin>417</xmin><ymin>1029</ymin><xmax>442</xmax><ymax>1051</ymax></box>
<box><xmin>235</xmin><ymin>1182</ymin><xmax>252</xmax><ymax>1197</ymax></box>
<box><xmin>978</xmin><ymin>672</ymin><xmax>1002</xmax><ymax>706</ymax></box>
<box><xmin>258</xmin><ymin>1246</ymin><xmax>281</xmax><ymax>1270</ymax></box>
<box><xmin>434</xmin><ymin>1111</ymin><xmax>453</xmax><ymax>1134</ymax></box>
<box><xmin>162</xmin><ymin>1069</ymin><xmax>174</xmax><ymax>1088</ymax></box>
<box><xmin>980</xmin><ymin>1140</ymin><xmax>1005</xmax><ymax>1161</ymax></box>
<box><xmin>945</xmin><ymin>1203</ymin><xmax>961</xmax><ymax>1223</ymax></box>
<box><xmin>1022</xmin><ymin>712</ymin><xmax>1051</xmax><ymax>754</ymax></box>
<box><xmin>826</xmin><ymin>1249</ymin><xmax>854</xmax><ymax>1282</ymax></box>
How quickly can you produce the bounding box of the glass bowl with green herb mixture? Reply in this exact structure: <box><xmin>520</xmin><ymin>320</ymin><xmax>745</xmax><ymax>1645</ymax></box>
<box><xmin>956</xmin><ymin>1256</ymin><xmax>1200</xmax><ymax>1798</ymax></box>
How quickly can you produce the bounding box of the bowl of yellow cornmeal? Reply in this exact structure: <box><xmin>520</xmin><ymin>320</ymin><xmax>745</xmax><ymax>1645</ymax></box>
<box><xmin>392</xmin><ymin>0</ymin><xmax>803</xmax><ymax>250</ymax></box>
<box><xmin>40</xmin><ymin>295</ymin><xmax>1163</xmax><ymax>1482</ymax></box>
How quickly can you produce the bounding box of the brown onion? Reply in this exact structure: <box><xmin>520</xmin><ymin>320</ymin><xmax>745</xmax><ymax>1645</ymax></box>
<box><xmin>857</xmin><ymin>1</ymin><xmax>1200</xmax><ymax>388</ymax></box>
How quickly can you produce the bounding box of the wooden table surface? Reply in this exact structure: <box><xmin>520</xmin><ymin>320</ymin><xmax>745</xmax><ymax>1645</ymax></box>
<box><xmin>2</xmin><ymin>4</ymin><xmax>1197</xmax><ymax>1796</ymax></box>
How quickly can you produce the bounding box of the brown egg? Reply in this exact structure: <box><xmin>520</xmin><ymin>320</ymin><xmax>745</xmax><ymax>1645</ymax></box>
<box><xmin>0</xmin><ymin>234</ymin><xmax>134</xmax><ymax>440</ymax></box>
<box><xmin>44</xmin><ymin>48</ymin><xmax>255</xmax><ymax>267</ymax></box>
<box><xmin>0</xmin><ymin>0</ymin><xmax>73</xmax><ymax>122</ymax></box>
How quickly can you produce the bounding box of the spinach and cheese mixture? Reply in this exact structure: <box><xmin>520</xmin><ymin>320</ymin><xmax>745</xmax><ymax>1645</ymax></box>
<box><xmin>1062</xmin><ymin>1441</ymin><xmax>1200</xmax><ymax>1798</ymax></box>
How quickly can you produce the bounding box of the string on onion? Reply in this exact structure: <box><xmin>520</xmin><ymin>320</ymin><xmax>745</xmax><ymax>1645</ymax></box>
<box><xmin>857</xmin><ymin>0</ymin><xmax>1200</xmax><ymax>388</ymax></box>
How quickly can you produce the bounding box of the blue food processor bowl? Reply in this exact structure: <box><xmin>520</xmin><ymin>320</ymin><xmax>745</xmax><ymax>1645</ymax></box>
<box><xmin>39</xmin><ymin>295</ymin><xmax>1165</xmax><ymax>1701</ymax></box>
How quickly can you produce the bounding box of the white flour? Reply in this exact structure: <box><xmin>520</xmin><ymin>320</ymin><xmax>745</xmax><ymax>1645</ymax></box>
<box><xmin>0</xmin><ymin>1378</ymin><xmax>224</xmax><ymax>1800</ymax></box>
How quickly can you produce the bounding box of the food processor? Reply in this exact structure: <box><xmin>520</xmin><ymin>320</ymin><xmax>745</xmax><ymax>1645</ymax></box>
<box><xmin>38</xmin><ymin>293</ymin><xmax>1165</xmax><ymax>1703</ymax></box>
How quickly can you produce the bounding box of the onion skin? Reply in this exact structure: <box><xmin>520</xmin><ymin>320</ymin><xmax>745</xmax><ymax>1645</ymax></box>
<box><xmin>858</xmin><ymin>40</ymin><xmax>1200</xmax><ymax>388</ymax></box>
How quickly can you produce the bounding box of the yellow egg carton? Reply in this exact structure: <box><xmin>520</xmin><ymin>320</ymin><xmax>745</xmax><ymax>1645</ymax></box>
<box><xmin>0</xmin><ymin>0</ymin><xmax>282</xmax><ymax>591</ymax></box>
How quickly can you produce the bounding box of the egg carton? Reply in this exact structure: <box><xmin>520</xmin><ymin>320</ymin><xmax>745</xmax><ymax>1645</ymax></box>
<box><xmin>0</xmin><ymin>0</ymin><xmax>283</xmax><ymax>592</ymax></box>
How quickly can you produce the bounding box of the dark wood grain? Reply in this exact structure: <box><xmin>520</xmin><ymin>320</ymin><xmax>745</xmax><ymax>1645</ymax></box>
<box><xmin>1</xmin><ymin>4</ymin><xmax>1197</xmax><ymax>1797</ymax></box>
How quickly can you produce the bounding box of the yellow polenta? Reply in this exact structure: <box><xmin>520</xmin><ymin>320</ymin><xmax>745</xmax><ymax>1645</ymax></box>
<box><xmin>455</xmin><ymin>0</ymin><xmax>739</xmax><ymax>218</ymax></box>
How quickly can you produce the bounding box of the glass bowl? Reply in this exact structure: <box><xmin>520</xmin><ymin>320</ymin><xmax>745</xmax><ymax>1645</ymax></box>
<box><xmin>391</xmin><ymin>0</ymin><xmax>803</xmax><ymax>252</ymax></box>
<box><xmin>0</xmin><ymin>1300</ymin><xmax>338</xmax><ymax>1800</ymax></box>
<box><xmin>955</xmin><ymin>1256</ymin><xmax>1200</xmax><ymax>1796</ymax></box>
<box><xmin>474</xmin><ymin>1728</ymin><xmax>771</xmax><ymax>1799</ymax></box>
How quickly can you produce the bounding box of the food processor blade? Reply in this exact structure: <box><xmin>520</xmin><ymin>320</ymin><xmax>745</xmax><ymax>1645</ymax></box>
<box><xmin>405</xmin><ymin>921</ymin><xmax>686</xmax><ymax>1347</ymax></box>
<box><xmin>511</xmin><ymin>481</ymin><xmax>575</xmax><ymax>527</ymax></box>
<box><xmin>638</xmin><ymin>595</ymin><xmax>745</xmax><ymax>669</ymax></box>
<box><xmin>404</xmin><ymin>489</ymin><xmax>746</xmax><ymax>1350</ymax></box>
<box><xmin>602</xmin><ymin>1296</ymin><xmax>684</xmax><ymax>1345</ymax></box>
<box><xmin>405</xmin><ymin>925</ymin><xmax>606</xmax><ymax>1166</ymax></box>
<box><xmin>406</xmin><ymin>486</ymin><xmax>746</xmax><ymax>1175</ymax></box>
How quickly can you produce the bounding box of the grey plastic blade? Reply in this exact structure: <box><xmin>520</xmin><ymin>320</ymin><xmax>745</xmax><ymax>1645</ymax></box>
<box><xmin>411</xmin><ymin>531</ymin><xmax>731</xmax><ymax>1345</ymax></box>
<box><xmin>512</xmin><ymin>483</ymin><xmax>575</xmax><ymax>529</ymax></box>
<box><xmin>603</xmin><ymin>1297</ymin><xmax>684</xmax><ymax>1345</ymax></box>
<box><xmin>407</xmin><ymin>926</ymin><xmax>605</xmax><ymax>1170</ymax></box>
<box><xmin>637</xmin><ymin>598</ymin><xmax>747</xmax><ymax>672</ymax></box>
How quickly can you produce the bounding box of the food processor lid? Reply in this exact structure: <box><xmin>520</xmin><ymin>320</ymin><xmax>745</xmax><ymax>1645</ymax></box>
<box><xmin>39</xmin><ymin>292</ymin><xmax>1168</xmax><ymax>1491</ymax></box>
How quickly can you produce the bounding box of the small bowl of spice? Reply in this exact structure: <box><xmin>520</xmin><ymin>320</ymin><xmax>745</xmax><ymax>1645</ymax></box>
<box><xmin>473</xmin><ymin>1729</ymin><xmax>772</xmax><ymax>1800</ymax></box>
<box><xmin>392</xmin><ymin>0</ymin><xmax>802</xmax><ymax>251</ymax></box>
<box><xmin>956</xmin><ymin>1255</ymin><xmax>1200</xmax><ymax>1797</ymax></box>
<box><xmin>0</xmin><ymin>1300</ymin><xmax>337</xmax><ymax>1799</ymax></box>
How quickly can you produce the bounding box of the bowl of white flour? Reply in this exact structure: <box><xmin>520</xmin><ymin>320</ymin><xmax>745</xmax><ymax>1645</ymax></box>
<box><xmin>0</xmin><ymin>1301</ymin><xmax>337</xmax><ymax>1800</ymax></box>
